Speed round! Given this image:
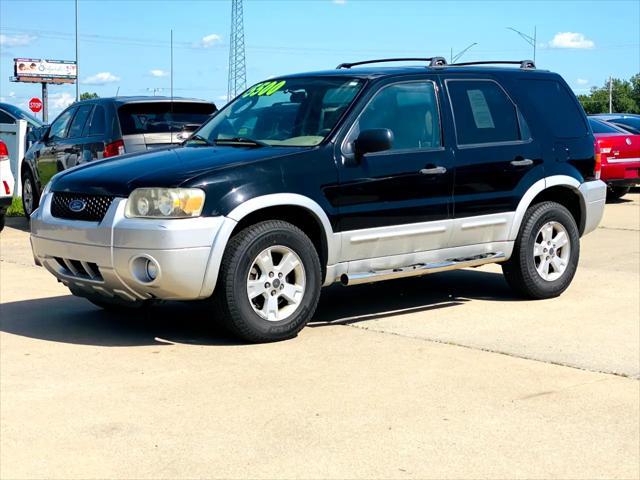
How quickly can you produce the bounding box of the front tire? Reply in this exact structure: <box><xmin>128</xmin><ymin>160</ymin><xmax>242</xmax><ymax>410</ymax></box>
<box><xmin>22</xmin><ymin>170</ymin><xmax>39</xmax><ymax>218</ymax></box>
<box><xmin>502</xmin><ymin>201</ymin><xmax>580</xmax><ymax>299</ymax></box>
<box><xmin>214</xmin><ymin>220</ymin><xmax>322</xmax><ymax>343</ymax></box>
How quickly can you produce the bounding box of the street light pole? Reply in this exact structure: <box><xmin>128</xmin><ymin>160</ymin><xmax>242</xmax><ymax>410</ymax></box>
<box><xmin>451</xmin><ymin>42</ymin><xmax>478</xmax><ymax>63</ymax></box>
<box><xmin>75</xmin><ymin>0</ymin><xmax>79</xmax><ymax>101</ymax></box>
<box><xmin>507</xmin><ymin>26</ymin><xmax>536</xmax><ymax>63</ymax></box>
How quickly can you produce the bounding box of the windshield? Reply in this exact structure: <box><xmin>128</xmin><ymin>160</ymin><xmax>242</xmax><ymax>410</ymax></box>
<box><xmin>610</xmin><ymin>117</ymin><xmax>640</xmax><ymax>134</ymax></box>
<box><xmin>589</xmin><ymin>118</ymin><xmax>624</xmax><ymax>134</ymax></box>
<box><xmin>191</xmin><ymin>77</ymin><xmax>364</xmax><ymax>147</ymax></box>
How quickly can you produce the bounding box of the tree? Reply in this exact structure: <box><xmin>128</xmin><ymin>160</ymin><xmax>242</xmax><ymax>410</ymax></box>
<box><xmin>577</xmin><ymin>75</ymin><xmax>640</xmax><ymax>114</ymax></box>
<box><xmin>80</xmin><ymin>92</ymin><xmax>99</xmax><ymax>100</ymax></box>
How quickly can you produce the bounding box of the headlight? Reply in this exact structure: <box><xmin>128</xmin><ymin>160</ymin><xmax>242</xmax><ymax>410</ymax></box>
<box><xmin>125</xmin><ymin>188</ymin><xmax>205</xmax><ymax>218</ymax></box>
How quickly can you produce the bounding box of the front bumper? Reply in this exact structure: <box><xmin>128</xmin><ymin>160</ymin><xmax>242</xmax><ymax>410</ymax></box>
<box><xmin>579</xmin><ymin>180</ymin><xmax>607</xmax><ymax>236</ymax></box>
<box><xmin>30</xmin><ymin>193</ymin><xmax>231</xmax><ymax>302</ymax></box>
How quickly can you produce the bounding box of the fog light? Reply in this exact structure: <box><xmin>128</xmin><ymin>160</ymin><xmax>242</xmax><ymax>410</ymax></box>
<box><xmin>146</xmin><ymin>259</ymin><xmax>159</xmax><ymax>281</ymax></box>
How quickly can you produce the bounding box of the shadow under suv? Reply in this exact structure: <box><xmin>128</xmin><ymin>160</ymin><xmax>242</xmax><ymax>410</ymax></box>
<box><xmin>21</xmin><ymin>96</ymin><xmax>216</xmax><ymax>217</ymax></box>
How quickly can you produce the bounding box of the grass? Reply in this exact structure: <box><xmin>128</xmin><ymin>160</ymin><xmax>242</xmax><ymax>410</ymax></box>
<box><xmin>6</xmin><ymin>198</ymin><xmax>24</xmax><ymax>217</ymax></box>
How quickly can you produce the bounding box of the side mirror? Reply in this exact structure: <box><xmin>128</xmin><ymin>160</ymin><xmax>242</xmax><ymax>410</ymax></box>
<box><xmin>354</xmin><ymin>128</ymin><xmax>394</xmax><ymax>159</ymax></box>
<box><xmin>28</xmin><ymin>125</ymin><xmax>48</xmax><ymax>143</ymax></box>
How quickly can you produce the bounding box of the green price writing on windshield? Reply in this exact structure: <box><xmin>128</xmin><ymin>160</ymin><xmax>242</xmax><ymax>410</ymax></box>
<box><xmin>242</xmin><ymin>80</ymin><xmax>286</xmax><ymax>97</ymax></box>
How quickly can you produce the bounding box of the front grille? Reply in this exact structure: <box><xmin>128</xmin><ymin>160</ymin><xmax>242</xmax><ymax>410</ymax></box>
<box><xmin>51</xmin><ymin>192</ymin><xmax>115</xmax><ymax>222</ymax></box>
<box><xmin>53</xmin><ymin>257</ymin><xmax>103</xmax><ymax>281</ymax></box>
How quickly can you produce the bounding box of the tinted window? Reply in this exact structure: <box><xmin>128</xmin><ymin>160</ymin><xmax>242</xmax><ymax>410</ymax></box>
<box><xmin>589</xmin><ymin>118</ymin><xmax>623</xmax><ymax>134</ymax></box>
<box><xmin>0</xmin><ymin>103</ymin><xmax>42</xmax><ymax>126</ymax></box>
<box><xmin>49</xmin><ymin>108</ymin><xmax>76</xmax><ymax>140</ymax></box>
<box><xmin>447</xmin><ymin>80</ymin><xmax>521</xmax><ymax>145</ymax></box>
<box><xmin>521</xmin><ymin>79</ymin><xmax>588</xmax><ymax>138</ymax></box>
<box><xmin>351</xmin><ymin>81</ymin><xmax>441</xmax><ymax>151</ymax></box>
<box><xmin>67</xmin><ymin>105</ymin><xmax>94</xmax><ymax>138</ymax></box>
<box><xmin>0</xmin><ymin>110</ymin><xmax>15</xmax><ymax>124</ymax></box>
<box><xmin>610</xmin><ymin>117</ymin><xmax>640</xmax><ymax>134</ymax></box>
<box><xmin>87</xmin><ymin>105</ymin><xmax>106</xmax><ymax>135</ymax></box>
<box><xmin>118</xmin><ymin>102</ymin><xmax>216</xmax><ymax>135</ymax></box>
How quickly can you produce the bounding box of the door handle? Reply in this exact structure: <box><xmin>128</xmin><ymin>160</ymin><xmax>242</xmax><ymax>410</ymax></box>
<box><xmin>420</xmin><ymin>166</ymin><xmax>447</xmax><ymax>175</ymax></box>
<box><xmin>510</xmin><ymin>158</ymin><xmax>533</xmax><ymax>167</ymax></box>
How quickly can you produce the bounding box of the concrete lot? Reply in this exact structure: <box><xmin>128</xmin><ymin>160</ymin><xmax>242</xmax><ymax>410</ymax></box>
<box><xmin>1</xmin><ymin>193</ymin><xmax>639</xmax><ymax>479</ymax></box>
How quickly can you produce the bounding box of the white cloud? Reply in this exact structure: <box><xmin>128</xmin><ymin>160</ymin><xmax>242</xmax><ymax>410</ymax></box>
<box><xmin>84</xmin><ymin>72</ymin><xmax>120</xmax><ymax>85</ymax></box>
<box><xmin>196</xmin><ymin>33</ymin><xmax>222</xmax><ymax>48</ymax></box>
<box><xmin>576</xmin><ymin>78</ymin><xmax>589</xmax><ymax>86</ymax></box>
<box><xmin>150</xmin><ymin>69</ymin><xmax>169</xmax><ymax>77</ymax></box>
<box><xmin>0</xmin><ymin>33</ymin><xmax>37</xmax><ymax>47</ymax></box>
<box><xmin>9</xmin><ymin>91</ymin><xmax>16</xmax><ymax>98</ymax></box>
<box><xmin>49</xmin><ymin>92</ymin><xmax>75</xmax><ymax>109</ymax></box>
<box><xmin>549</xmin><ymin>32</ymin><xmax>595</xmax><ymax>49</ymax></box>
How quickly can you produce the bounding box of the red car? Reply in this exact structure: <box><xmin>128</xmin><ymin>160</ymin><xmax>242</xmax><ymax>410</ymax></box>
<box><xmin>589</xmin><ymin>117</ymin><xmax>640</xmax><ymax>200</ymax></box>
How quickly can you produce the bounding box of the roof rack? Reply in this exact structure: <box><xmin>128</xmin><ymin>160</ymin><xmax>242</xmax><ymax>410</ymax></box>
<box><xmin>450</xmin><ymin>60</ymin><xmax>536</xmax><ymax>69</ymax></box>
<box><xmin>336</xmin><ymin>57</ymin><xmax>448</xmax><ymax>69</ymax></box>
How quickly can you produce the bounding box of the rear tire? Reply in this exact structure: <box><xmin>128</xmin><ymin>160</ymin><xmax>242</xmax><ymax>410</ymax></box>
<box><xmin>502</xmin><ymin>201</ymin><xmax>580</xmax><ymax>299</ymax></box>
<box><xmin>607</xmin><ymin>185</ymin><xmax>630</xmax><ymax>201</ymax></box>
<box><xmin>22</xmin><ymin>170</ymin><xmax>39</xmax><ymax>218</ymax></box>
<box><xmin>214</xmin><ymin>220</ymin><xmax>322</xmax><ymax>343</ymax></box>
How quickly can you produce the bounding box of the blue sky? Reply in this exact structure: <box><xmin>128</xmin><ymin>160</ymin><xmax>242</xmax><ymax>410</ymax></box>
<box><xmin>1</xmin><ymin>0</ymin><xmax>639</xmax><ymax>119</ymax></box>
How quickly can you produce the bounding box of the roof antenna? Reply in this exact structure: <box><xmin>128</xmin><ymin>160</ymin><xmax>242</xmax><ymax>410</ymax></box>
<box><xmin>115</xmin><ymin>86</ymin><xmax>120</xmax><ymax>98</ymax></box>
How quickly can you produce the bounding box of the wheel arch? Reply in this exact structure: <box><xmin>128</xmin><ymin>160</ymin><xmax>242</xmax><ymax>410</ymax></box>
<box><xmin>199</xmin><ymin>194</ymin><xmax>338</xmax><ymax>298</ymax></box>
<box><xmin>509</xmin><ymin>175</ymin><xmax>586</xmax><ymax>239</ymax></box>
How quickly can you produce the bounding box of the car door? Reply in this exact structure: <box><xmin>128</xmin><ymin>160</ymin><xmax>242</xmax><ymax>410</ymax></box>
<box><xmin>64</xmin><ymin>104</ymin><xmax>95</xmax><ymax>168</ymax></box>
<box><xmin>36</xmin><ymin>106</ymin><xmax>77</xmax><ymax>188</ymax></box>
<box><xmin>333</xmin><ymin>78</ymin><xmax>454</xmax><ymax>262</ymax></box>
<box><xmin>444</xmin><ymin>77</ymin><xmax>543</xmax><ymax>247</ymax></box>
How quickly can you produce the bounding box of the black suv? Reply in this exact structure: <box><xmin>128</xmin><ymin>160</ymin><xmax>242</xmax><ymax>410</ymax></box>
<box><xmin>30</xmin><ymin>58</ymin><xmax>606</xmax><ymax>343</ymax></box>
<box><xmin>21</xmin><ymin>96</ymin><xmax>216</xmax><ymax>217</ymax></box>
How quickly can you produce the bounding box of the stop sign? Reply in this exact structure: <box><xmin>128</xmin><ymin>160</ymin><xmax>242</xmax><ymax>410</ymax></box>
<box><xmin>29</xmin><ymin>98</ymin><xmax>43</xmax><ymax>113</ymax></box>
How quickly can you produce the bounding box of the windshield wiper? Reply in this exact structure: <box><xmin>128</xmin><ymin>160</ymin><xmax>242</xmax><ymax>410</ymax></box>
<box><xmin>214</xmin><ymin>137</ymin><xmax>270</xmax><ymax>148</ymax></box>
<box><xmin>185</xmin><ymin>134</ymin><xmax>214</xmax><ymax>147</ymax></box>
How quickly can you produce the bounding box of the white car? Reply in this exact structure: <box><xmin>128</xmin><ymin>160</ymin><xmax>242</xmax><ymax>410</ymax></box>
<box><xmin>0</xmin><ymin>139</ymin><xmax>15</xmax><ymax>231</ymax></box>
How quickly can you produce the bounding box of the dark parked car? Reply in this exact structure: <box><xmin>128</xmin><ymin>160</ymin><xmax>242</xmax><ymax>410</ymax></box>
<box><xmin>21</xmin><ymin>96</ymin><xmax>216</xmax><ymax>216</ymax></box>
<box><xmin>30</xmin><ymin>58</ymin><xmax>606</xmax><ymax>343</ymax></box>
<box><xmin>0</xmin><ymin>101</ymin><xmax>43</xmax><ymax>130</ymax></box>
<box><xmin>592</xmin><ymin>113</ymin><xmax>640</xmax><ymax>135</ymax></box>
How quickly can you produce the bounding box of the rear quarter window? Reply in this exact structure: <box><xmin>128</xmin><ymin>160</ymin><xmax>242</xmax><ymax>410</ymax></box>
<box><xmin>118</xmin><ymin>102</ymin><xmax>216</xmax><ymax>135</ymax></box>
<box><xmin>520</xmin><ymin>79</ymin><xmax>588</xmax><ymax>138</ymax></box>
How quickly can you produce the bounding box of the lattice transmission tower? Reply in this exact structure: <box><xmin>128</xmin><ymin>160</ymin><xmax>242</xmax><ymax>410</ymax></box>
<box><xmin>227</xmin><ymin>0</ymin><xmax>247</xmax><ymax>101</ymax></box>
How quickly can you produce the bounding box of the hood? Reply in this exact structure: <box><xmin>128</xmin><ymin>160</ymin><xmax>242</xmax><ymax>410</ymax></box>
<box><xmin>51</xmin><ymin>145</ymin><xmax>305</xmax><ymax>197</ymax></box>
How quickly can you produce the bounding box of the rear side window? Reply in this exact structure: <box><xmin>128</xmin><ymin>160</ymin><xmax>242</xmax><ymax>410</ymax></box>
<box><xmin>67</xmin><ymin>105</ymin><xmax>94</xmax><ymax>138</ymax></box>
<box><xmin>117</xmin><ymin>102</ymin><xmax>216</xmax><ymax>135</ymax></box>
<box><xmin>447</xmin><ymin>80</ymin><xmax>521</xmax><ymax>145</ymax></box>
<box><xmin>521</xmin><ymin>79</ymin><xmax>588</xmax><ymax>138</ymax></box>
<box><xmin>87</xmin><ymin>105</ymin><xmax>106</xmax><ymax>135</ymax></box>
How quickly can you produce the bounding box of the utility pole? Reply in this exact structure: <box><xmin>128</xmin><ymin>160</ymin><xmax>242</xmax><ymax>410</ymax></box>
<box><xmin>609</xmin><ymin>76</ymin><xmax>613</xmax><ymax>113</ymax></box>
<box><xmin>41</xmin><ymin>82</ymin><xmax>48</xmax><ymax>123</ymax></box>
<box><xmin>227</xmin><ymin>0</ymin><xmax>247</xmax><ymax>101</ymax></box>
<box><xmin>451</xmin><ymin>43</ymin><xmax>478</xmax><ymax>63</ymax></box>
<box><xmin>507</xmin><ymin>26</ymin><xmax>536</xmax><ymax>63</ymax></box>
<box><xmin>75</xmin><ymin>0</ymin><xmax>79</xmax><ymax>101</ymax></box>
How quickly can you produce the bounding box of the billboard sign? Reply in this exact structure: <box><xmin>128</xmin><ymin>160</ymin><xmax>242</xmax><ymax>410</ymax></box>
<box><xmin>13</xmin><ymin>58</ymin><xmax>77</xmax><ymax>84</ymax></box>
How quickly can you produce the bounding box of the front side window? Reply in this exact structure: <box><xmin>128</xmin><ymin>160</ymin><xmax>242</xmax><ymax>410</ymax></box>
<box><xmin>346</xmin><ymin>81</ymin><xmax>442</xmax><ymax>152</ymax></box>
<box><xmin>447</xmin><ymin>80</ymin><xmax>522</xmax><ymax>145</ymax></box>
<box><xmin>67</xmin><ymin>105</ymin><xmax>94</xmax><ymax>138</ymax></box>
<box><xmin>48</xmin><ymin>107</ymin><xmax>76</xmax><ymax>140</ymax></box>
<box><xmin>190</xmin><ymin>77</ymin><xmax>364</xmax><ymax>147</ymax></box>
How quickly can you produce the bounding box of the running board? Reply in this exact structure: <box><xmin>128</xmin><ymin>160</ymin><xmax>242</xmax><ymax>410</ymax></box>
<box><xmin>340</xmin><ymin>252</ymin><xmax>506</xmax><ymax>286</ymax></box>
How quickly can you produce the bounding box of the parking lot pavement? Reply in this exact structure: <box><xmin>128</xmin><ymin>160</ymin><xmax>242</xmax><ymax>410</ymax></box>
<box><xmin>1</xmin><ymin>194</ymin><xmax>639</xmax><ymax>480</ymax></box>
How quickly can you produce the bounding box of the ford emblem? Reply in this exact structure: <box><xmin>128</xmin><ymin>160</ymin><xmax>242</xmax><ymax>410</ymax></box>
<box><xmin>68</xmin><ymin>199</ymin><xmax>86</xmax><ymax>212</ymax></box>
<box><xmin>626</xmin><ymin>138</ymin><xmax>632</xmax><ymax>146</ymax></box>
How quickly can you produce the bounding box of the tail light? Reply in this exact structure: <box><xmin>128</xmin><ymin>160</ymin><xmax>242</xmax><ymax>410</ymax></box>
<box><xmin>0</xmin><ymin>141</ymin><xmax>9</xmax><ymax>162</ymax></box>
<box><xmin>104</xmin><ymin>139</ymin><xmax>125</xmax><ymax>158</ymax></box>
<box><xmin>2</xmin><ymin>181</ymin><xmax>9</xmax><ymax>195</ymax></box>
<box><xmin>594</xmin><ymin>139</ymin><xmax>602</xmax><ymax>180</ymax></box>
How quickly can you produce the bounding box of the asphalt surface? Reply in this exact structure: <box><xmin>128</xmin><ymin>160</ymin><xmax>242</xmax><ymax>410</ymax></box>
<box><xmin>1</xmin><ymin>192</ymin><xmax>639</xmax><ymax>479</ymax></box>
